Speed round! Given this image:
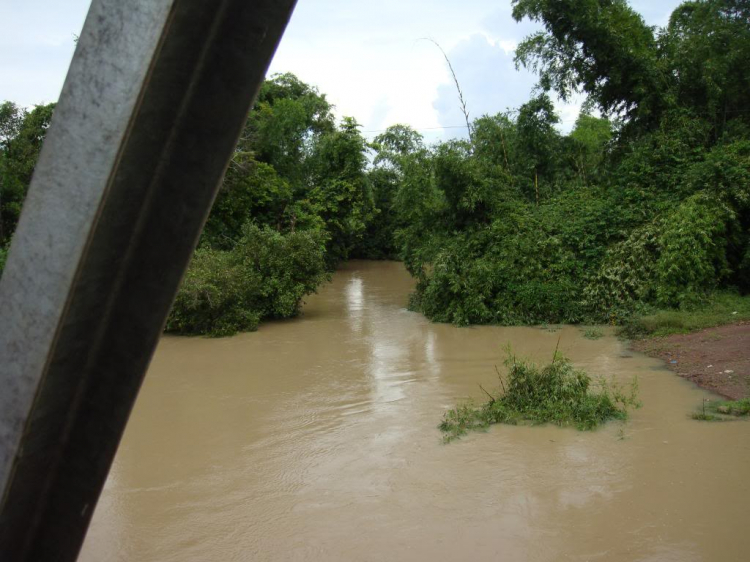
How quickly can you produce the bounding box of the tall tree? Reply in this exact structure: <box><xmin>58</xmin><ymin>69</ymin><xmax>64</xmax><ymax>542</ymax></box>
<box><xmin>0</xmin><ymin>102</ymin><xmax>54</xmax><ymax>245</ymax></box>
<box><xmin>512</xmin><ymin>0</ymin><xmax>669</xmax><ymax>126</ymax></box>
<box><xmin>515</xmin><ymin>94</ymin><xmax>562</xmax><ymax>201</ymax></box>
<box><xmin>309</xmin><ymin>117</ymin><xmax>374</xmax><ymax>264</ymax></box>
<box><xmin>663</xmin><ymin>0</ymin><xmax>750</xmax><ymax>138</ymax></box>
<box><xmin>242</xmin><ymin>72</ymin><xmax>335</xmax><ymax>187</ymax></box>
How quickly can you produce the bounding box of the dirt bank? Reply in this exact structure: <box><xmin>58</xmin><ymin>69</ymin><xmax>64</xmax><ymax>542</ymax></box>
<box><xmin>631</xmin><ymin>322</ymin><xmax>750</xmax><ymax>400</ymax></box>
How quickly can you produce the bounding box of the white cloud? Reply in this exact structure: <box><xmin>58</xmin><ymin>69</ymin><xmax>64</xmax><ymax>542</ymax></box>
<box><xmin>432</xmin><ymin>34</ymin><xmax>537</xmax><ymax>139</ymax></box>
<box><xmin>0</xmin><ymin>0</ymin><xmax>91</xmax><ymax>107</ymax></box>
<box><xmin>2</xmin><ymin>0</ymin><xmax>686</xmax><ymax>138</ymax></box>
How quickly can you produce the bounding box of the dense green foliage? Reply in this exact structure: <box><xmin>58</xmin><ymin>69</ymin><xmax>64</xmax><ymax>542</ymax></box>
<box><xmin>3</xmin><ymin>1</ymin><xmax>749</xmax><ymax>336</ymax></box>
<box><xmin>203</xmin><ymin>73</ymin><xmax>374</xmax><ymax>264</ymax></box>
<box><xmin>439</xmin><ymin>351</ymin><xmax>639</xmax><ymax>442</ymax></box>
<box><xmin>166</xmin><ymin>225</ymin><xmax>329</xmax><ymax>336</ymax></box>
<box><xmin>0</xmin><ymin>101</ymin><xmax>54</xmax><ymax>247</ymax></box>
<box><xmin>168</xmin><ymin>74</ymin><xmax>373</xmax><ymax>334</ymax></box>
<box><xmin>383</xmin><ymin>0</ymin><xmax>750</xmax><ymax>326</ymax></box>
<box><xmin>0</xmin><ymin>75</ymin><xmax>371</xmax><ymax>335</ymax></box>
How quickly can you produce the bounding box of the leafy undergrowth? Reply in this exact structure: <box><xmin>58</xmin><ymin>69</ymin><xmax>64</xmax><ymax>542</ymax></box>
<box><xmin>620</xmin><ymin>292</ymin><xmax>750</xmax><ymax>339</ymax></box>
<box><xmin>439</xmin><ymin>350</ymin><xmax>640</xmax><ymax>443</ymax></box>
<box><xmin>692</xmin><ymin>398</ymin><xmax>750</xmax><ymax>421</ymax></box>
<box><xmin>583</xmin><ymin>327</ymin><xmax>604</xmax><ymax>340</ymax></box>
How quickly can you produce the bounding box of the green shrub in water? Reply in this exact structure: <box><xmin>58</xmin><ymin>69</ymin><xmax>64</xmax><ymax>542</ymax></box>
<box><xmin>166</xmin><ymin>223</ymin><xmax>329</xmax><ymax>337</ymax></box>
<box><xmin>583</xmin><ymin>327</ymin><xmax>604</xmax><ymax>340</ymax></box>
<box><xmin>692</xmin><ymin>398</ymin><xmax>750</xmax><ymax>421</ymax></box>
<box><xmin>440</xmin><ymin>350</ymin><xmax>640</xmax><ymax>442</ymax></box>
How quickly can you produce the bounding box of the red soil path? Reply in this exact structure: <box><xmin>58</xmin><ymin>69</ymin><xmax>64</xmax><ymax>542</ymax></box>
<box><xmin>631</xmin><ymin>322</ymin><xmax>750</xmax><ymax>400</ymax></box>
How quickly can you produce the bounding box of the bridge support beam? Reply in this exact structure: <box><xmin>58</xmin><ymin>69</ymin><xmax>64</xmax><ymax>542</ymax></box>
<box><xmin>0</xmin><ymin>0</ymin><xmax>297</xmax><ymax>559</ymax></box>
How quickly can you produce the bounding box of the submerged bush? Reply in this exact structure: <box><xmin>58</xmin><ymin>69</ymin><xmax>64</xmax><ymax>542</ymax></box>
<box><xmin>583</xmin><ymin>327</ymin><xmax>604</xmax><ymax>340</ymax></box>
<box><xmin>166</xmin><ymin>223</ymin><xmax>329</xmax><ymax>337</ymax></box>
<box><xmin>692</xmin><ymin>398</ymin><xmax>750</xmax><ymax>421</ymax></box>
<box><xmin>439</xmin><ymin>350</ymin><xmax>639</xmax><ymax>442</ymax></box>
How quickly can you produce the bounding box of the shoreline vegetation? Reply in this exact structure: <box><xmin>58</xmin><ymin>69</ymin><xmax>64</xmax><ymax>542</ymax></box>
<box><xmin>692</xmin><ymin>397</ymin><xmax>750</xmax><ymax>421</ymax></box>
<box><xmin>439</xmin><ymin>348</ymin><xmax>640</xmax><ymax>443</ymax></box>
<box><xmin>2</xmin><ymin>1</ymin><xmax>748</xmax><ymax>341</ymax></box>
<box><xmin>619</xmin><ymin>292</ymin><xmax>750</xmax><ymax>340</ymax></box>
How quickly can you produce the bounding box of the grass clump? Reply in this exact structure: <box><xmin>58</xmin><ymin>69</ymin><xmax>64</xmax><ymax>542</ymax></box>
<box><xmin>692</xmin><ymin>398</ymin><xmax>750</xmax><ymax>421</ymax></box>
<box><xmin>583</xmin><ymin>327</ymin><xmax>604</xmax><ymax>340</ymax></box>
<box><xmin>619</xmin><ymin>292</ymin><xmax>750</xmax><ymax>339</ymax></box>
<box><xmin>439</xmin><ymin>349</ymin><xmax>640</xmax><ymax>442</ymax></box>
<box><xmin>691</xmin><ymin>412</ymin><xmax>721</xmax><ymax>421</ymax></box>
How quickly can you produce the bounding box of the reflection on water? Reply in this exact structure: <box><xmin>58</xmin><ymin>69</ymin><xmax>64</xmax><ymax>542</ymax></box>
<box><xmin>80</xmin><ymin>261</ymin><xmax>750</xmax><ymax>562</ymax></box>
<box><xmin>345</xmin><ymin>274</ymin><xmax>364</xmax><ymax>334</ymax></box>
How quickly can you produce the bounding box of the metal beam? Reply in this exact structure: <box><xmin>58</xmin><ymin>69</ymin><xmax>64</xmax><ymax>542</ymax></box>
<box><xmin>0</xmin><ymin>0</ymin><xmax>297</xmax><ymax>559</ymax></box>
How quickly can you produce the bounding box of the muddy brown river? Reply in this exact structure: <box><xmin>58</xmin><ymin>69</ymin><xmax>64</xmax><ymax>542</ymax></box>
<box><xmin>79</xmin><ymin>261</ymin><xmax>750</xmax><ymax>561</ymax></box>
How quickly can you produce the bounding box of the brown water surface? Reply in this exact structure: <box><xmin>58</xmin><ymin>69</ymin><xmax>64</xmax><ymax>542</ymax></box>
<box><xmin>80</xmin><ymin>261</ymin><xmax>750</xmax><ymax>562</ymax></box>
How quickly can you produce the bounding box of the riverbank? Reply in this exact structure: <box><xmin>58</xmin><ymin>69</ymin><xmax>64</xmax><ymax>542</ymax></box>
<box><xmin>631</xmin><ymin>322</ymin><xmax>750</xmax><ymax>400</ymax></box>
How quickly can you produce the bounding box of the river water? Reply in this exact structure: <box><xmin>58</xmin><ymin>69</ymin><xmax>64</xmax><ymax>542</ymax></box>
<box><xmin>79</xmin><ymin>261</ymin><xmax>750</xmax><ymax>562</ymax></box>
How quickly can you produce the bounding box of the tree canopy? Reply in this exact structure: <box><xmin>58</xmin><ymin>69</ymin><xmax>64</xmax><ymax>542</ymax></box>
<box><xmin>3</xmin><ymin>1</ymin><xmax>749</xmax><ymax>334</ymax></box>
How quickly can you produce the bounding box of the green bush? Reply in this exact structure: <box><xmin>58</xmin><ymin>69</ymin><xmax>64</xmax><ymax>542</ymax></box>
<box><xmin>412</xmin><ymin>204</ymin><xmax>592</xmax><ymax>326</ymax></box>
<box><xmin>583</xmin><ymin>327</ymin><xmax>604</xmax><ymax>340</ymax></box>
<box><xmin>656</xmin><ymin>193</ymin><xmax>733</xmax><ymax>307</ymax></box>
<box><xmin>166</xmin><ymin>224</ymin><xmax>329</xmax><ymax>336</ymax></box>
<box><xmin>201</xmin><ymin>157</ymin><xmax>293</xmax><ymax>249</ymax></box>
<box><xmin>686</xmin><ymin>140</ymin><xmax>750</xmax><ymax>211</ymax></box>
<box><xmin>439</xmin><ymin>350</ymin><xmax>639</xmax><ymax>442</ymax></box>
<box><xmin>167</xmin><ymin>248</ymin><xmax>261</xmax><ymax>336</ymax></box>
<box><xmin>584</xmin><ymin>222</ymin><xmax>660</xmax><ymax>321</ymax></box>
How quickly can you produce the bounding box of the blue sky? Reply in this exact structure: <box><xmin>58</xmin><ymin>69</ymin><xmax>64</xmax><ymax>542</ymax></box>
<box><xmin>1</xmin><ymin>0</ymin><xmax>683</xmax><ymax>140</ymax></box>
